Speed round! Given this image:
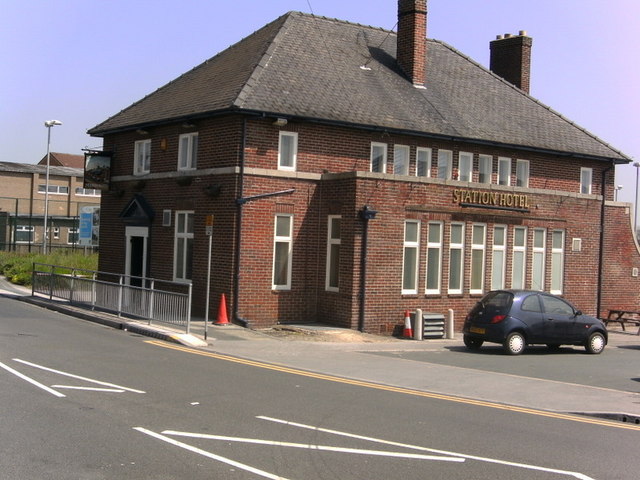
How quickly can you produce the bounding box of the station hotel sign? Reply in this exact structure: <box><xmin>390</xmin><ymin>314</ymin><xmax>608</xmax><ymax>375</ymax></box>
<box><xmin>453</xmin><ymin>188</ymin><xmax>531</xmax><ymax>213</ymax></box>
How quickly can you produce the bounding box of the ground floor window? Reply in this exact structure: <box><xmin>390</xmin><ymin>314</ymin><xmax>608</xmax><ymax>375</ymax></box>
<box><xmin>511</xmin><ymin>226</ymin><xmax>527</xmax><ymax>289</ymax></box>
<box><xmin>491</xmin><ymin>225</ymin><xmax>506</xmax><ymax>289</ymax></box>
<box><xmin>550</xmin><ymin>229</ymin><xmax>565</xmax><ymax>294</ymax></box>
<box><xmin>532</xmin><ymin>228</ymin><xmax>546</xmax><ymax>290</ymax></box>
<box><xmin>67</xmin><ymin>228</ymin><xmax>79</xmax><ymax>245</ymax></box>
<box><xmin>448</xmin><ymin>223</ymin><xmax>464</xmax><ymax>294</ymax></box>
<box><xmin>426</xmin><ymin>221</ymin><xmax>442</xmax><ymax>294</ymax></box>
<box><xmin>174</xmin><ymin>211</ymin><xmax>194</xmax><ymax>282</ymax></box>
<box><xmin>470</xmin><ymin>224</ymin><xmax>486</xmax><ymax>294</ymax></box>
<box><xmin>273</xmin><ymin>214</ymin><xmax>293</xmax><ymax>290</ymax></box>
<box><xmin>15</xmin><ymin>225</ymin><xmax>34</xmax><ymax>243</ymax></box>
<box><xmin>326</xmin><ymin>216</ymin><xmax>341</xmax><ymax>291</ymax></box>
<box><xmin>402</xmin><ymin>220</ymin><xmax>420</xmax><ymax>294</ymax></box>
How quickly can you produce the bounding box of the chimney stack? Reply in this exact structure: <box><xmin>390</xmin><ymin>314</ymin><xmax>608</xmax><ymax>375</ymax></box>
<box><xmin>489</xmin><ymin>31</ymin><xmax>533</xmax><ymax>94</ymax></box>
<box><xmin>397</xmin><ymin>0</ymin><xmax>427</xmax><ymax>88</ymax></box>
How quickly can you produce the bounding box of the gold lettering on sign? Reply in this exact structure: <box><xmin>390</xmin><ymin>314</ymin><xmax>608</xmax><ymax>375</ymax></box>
<box><xmin>452</xmin><ymin>189</ymin><xmax>530</xmax><ymax>210</ymax></box>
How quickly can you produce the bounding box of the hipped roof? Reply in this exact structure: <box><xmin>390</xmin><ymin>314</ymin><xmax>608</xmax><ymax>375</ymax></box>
<box><xmin>89</xmin><ymin>11</ymin><xmax>629</xmax><ymax>163</ymax></box>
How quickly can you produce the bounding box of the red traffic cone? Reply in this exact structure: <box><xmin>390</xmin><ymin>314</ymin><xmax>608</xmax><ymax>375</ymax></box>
<box><xmin>403</xmin><ymin>310</ymin><xmax>413</xmax><ymax>338</ymax></box>
<box><xmin>215</xmin><ymin>293</ymin><xmax>230</xmax><ymax>325</ymax></box>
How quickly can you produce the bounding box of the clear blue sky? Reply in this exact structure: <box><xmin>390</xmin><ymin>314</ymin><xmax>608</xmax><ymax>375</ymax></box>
<box><xmin>1</xmin><ymin>0</ymin><xmax>638</xmax><ymax>203</ymax></box>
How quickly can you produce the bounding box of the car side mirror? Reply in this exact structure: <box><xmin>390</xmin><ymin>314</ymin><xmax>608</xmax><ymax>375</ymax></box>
<box><xmin>575</xmin><ymin>310</ymin><xmax>582</xmax><ymax>317</ymax></box>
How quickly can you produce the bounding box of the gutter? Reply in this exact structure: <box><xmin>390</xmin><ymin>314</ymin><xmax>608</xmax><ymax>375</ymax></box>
<box><xmin>232</xmin><ymin>117</ymin><xmax>247</xmax><ymax>327</ymax></box>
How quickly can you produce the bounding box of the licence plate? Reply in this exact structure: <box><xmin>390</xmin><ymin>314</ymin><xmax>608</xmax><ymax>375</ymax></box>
<box><xmin>470</xmin><ymin>326</ymin><xmax>485</xmax><ymax>334</ymax></box>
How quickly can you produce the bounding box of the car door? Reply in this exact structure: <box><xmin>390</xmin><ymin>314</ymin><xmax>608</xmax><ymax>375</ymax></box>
<box><xmin>518</xmin><ymin>293</ymin><xmax>545</xmax><ymax>342</ymax></box>
<box><xmin>539</xmin><ymin>294</ymin><xmax>576</xmax><ymax>343</ymax></box>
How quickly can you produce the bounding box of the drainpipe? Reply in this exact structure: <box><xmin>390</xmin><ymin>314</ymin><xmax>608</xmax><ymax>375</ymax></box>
<box><xmin>358</xmin><ymin>205</ymin><xmax>377</xmax><ymax>332</ymax></box>
<box><xmin>233</xmin><ymin>117</ymin><xmax>249</xmax><ymax>328</ymax></box>
<box><xmin>597</xmin><ymin>162</ymin><xmax>614</xmax><ymax>318</ymax></box>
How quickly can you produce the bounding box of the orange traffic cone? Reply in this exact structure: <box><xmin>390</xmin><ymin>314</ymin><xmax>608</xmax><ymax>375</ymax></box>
<box><xmin>403</xmin><ymin>310</ymin><xmax>413</xmax><ymax>338</ymax></box>
<box><xmin>215</xmin><ymin>293</ymin><xmax>230</xmax><ymax>325</ymax></box>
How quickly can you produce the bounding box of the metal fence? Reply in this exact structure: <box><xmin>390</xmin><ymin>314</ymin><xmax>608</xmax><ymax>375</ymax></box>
<box><xmin>31</xmin><ymin>263</ymin><xmax>192</xmax><ymax>333</ymax></box>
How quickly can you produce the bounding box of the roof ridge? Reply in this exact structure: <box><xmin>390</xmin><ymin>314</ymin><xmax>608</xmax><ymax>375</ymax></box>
<box><xmin>429</xmin><ymin>38</ymin><xmax>631</xmax><ymax>161</ymax></box>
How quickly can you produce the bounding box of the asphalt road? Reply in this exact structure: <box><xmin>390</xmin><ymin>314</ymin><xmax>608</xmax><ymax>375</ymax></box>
<box><xmin>1</xmin><ymin>296</ymin><xmax>638</xmax><ymax>479</ymax></box>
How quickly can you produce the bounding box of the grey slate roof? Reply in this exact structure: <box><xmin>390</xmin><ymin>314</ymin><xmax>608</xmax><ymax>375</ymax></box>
<box><xmin>0</xmin><ymin>161</ymin><xmax>83</xmax><ymax>177</ymax></box>
<box><xmin>89</xmin><ymin>11</ymin><xmax>629</xmax><ymax>162</ymax></box>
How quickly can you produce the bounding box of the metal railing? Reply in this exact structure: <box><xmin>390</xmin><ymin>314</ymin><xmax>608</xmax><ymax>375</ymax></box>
<box><xmin>31</xmin><ymin>263</ymin><xmax>192</xmax><ymax>333</ymax></box>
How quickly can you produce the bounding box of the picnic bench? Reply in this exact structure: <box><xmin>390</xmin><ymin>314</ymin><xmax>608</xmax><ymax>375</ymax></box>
<box><xmin>605</xmin><ymin>310</ymin><xmax>640</xmax><ymax>335</ymax></box>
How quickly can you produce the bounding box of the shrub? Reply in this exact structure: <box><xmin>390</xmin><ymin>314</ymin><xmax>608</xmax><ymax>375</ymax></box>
<box><xmin>0</xmin><ymin>251</ymin><xmax>98</xmax><ymax>286</ymax></box>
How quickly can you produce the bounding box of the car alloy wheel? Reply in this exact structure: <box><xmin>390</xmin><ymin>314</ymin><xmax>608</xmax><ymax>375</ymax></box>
<box><xmin>585</xmin><ymin>332</ymin><xmax>606</xmax><ymax>354</ymax></box>
<box><xmin>503</xmin><ymin>331</ymin><xmax>525</xmax><ymax>355</ymax></box>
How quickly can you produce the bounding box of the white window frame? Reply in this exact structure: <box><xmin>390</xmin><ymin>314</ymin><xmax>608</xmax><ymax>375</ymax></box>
<box><xmin>174</xmin><ymin>211</ymin><xmax>194</xmax><ymax>283</ymax></box>
<box><xmin>370</xmin><ymin>142</ymin><xmax>387</xmax><ymax>173</ymax></box>
<box><xmin>516</xmin><ymin>159</ymin><xmax>529</xmax><ymax>188</ymax></box>
<box><xmin>15</xmin><ymin>225</ymin><xmax>34</xmax><ymax>243</ymax></box>
<box><xmin>437</xmin><ymin>149</ymin><xmax>453</xmax><ymax>180</ymax></box>
<box><xmin>67</xmin><ymin>227</ymin><xmax>79</xmax><ymax>245</ymax></box>
<box><xmin>478</xmin><ymin>154</ymin><xmax>492</xmax><ymax>184</ymax></box>
<box><xmin>402</xmin><ymin>220</ymin><xmax>420</xmax><ymax>294</ymax></box>
<box><xmin>325</xmin><ymin>215</ymin><xmax>341</xmax><ymax>292</ymax></box>
<box><xmin>75</xmin><ymin>187</ymin><xmax>101</xmax><ymax>197</ymax></box>
<box><xmin>425</xmin><ymin>221</ymin><xmax>443</xmax><ymax>294</ymax></box>
<box><xmin>550</xmin><ymin>229</ymin><xmax>565</xmax><ymax>294</ymax></box>
<box><xmin>458</xmin><ymin>152</ymin><xmax>473</xmax><ymax>182</ymax></box>
<box><xmin>273</xmin><ymin>214</ymin><xmax>293</xmax><ymax>290</ymax></box>
<box><xmin>178</xmin><ymin>132</ymin><xmax>198</xmax><ymax>171</ymax></box>
<box><xmin>498</xmin><ymin>157</ymin><xmax>511</xmax><ymax>186</ymax></box>
<box><xmin>52</xmin><ymin>226</ymin><xmax>60</xmax><ymax>240</ymax></box>
<box><xmin>416</xmin><ymin>147</ymin><xmax>432</xmax><ymax>177</ymax></box>
<box><xmin>511</xmin><ymin>226</ymin><xmax>527</xmax><ymax>289</ymax></box>
<box><xmin>38</xmin><ymin>184</ymin><xmax>69</xmax><ymax>195</ymax></box>
<box><xmin>531</xmin><ymin>228</ymin><xmax>546</xmax><ymax>291</ymax></box>
<box><xmin>491</xmin><ymin>225</ymin><xmax>507</xmax><ymax>290</ymax></box>
<box><xmin>278</xmin><ymin>131</ymin><xmax>298</xmax><ymax>171</ymax></box>
<box><xmin>580</xmin><ymin>167</ymin><xmax>592</xmax><ymax>194</ymax></box>
<box><xmin>470</xmin><ymin>223</ymin><xmax>486</xmax><ymax>294</ymax></box>
<box><xmin>134</xmin><ymin>139</ymin><xmax>151</xmax><ymax>175</ymax></box>
<box><xmin>448</xmin><ymin>222</ymin><xmax>465</xmax><ymax>294</ymax></box>
<box><xmin>393</xmin><ymin>144</ymin><xmax>410</xmax><ymax>175</ymax></box>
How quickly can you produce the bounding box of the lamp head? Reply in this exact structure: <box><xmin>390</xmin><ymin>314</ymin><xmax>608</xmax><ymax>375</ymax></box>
<box><xmin>44</xmin><ymin>120</ymin><xmax>62</xmax><ymax>127</ymax></box>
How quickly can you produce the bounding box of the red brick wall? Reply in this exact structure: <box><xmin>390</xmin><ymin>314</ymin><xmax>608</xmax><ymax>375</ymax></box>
<box><xmin>96</xmin><ymin>114</ymin><xmax>629</xmax><ymax>334</ymax></box>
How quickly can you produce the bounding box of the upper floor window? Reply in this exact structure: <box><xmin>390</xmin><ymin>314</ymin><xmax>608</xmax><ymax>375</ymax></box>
<box><xmin>416</xmin><ymin>147</ymin><xmax>432</xmax><ymax>177</ymax></box>
<box><xmin>580</xmin><ymin>167</ymin><xmax>592</xmax><ymax>194</ymax></box>
<box><xmin>393</xmin><ymin>144</ymin><xmax>410</xmax><ymax>175</ymax></box>
<box><xmin>458</xmin><ymin>152</ymin><xmax>473</xmax><ymax>182</ymax></box>
<box><xmin>134</xmin><ymin>139</ymin><xmax>151</xmax><ymax>175</ymax></box>
<box><xmin>370</xmin><ymin>142</ymin><xmax>387</xmax><ymax>173</ymax></box>
<box><xmin>478</xmin><ymin>155</ymin><xmax>492</xmax><ymax>184</ymax></box>
<box><xmin>437</xmin><ymin>149</ymin><xmax>452</xmax><ymax>179</ymax></box>
<box><xmin>498</xmin><ymin>157</ymin><xmax>511</xmax><ymax>186</ymax></box>
<box><xmin>178</xmin><ymin>133</ymin><xmax>198</xmax><ymax>170</ymax></box>
<box><xmin>278</xmin><ymin>132</ymin><xmax>298</xmax><ymax>171</ymax></box>
<box><xmin>38</xmin><ymin>184</ymin><xmax>68</xmax><ymax>195</ymax></box>
<box><xmin>516</xmin><ymin>159</ymin><xmax>529</xmax><ymax>188</ymax></box>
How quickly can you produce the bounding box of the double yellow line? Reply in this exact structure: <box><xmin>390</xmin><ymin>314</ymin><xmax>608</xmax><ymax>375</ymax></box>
<box><xmin>146</xmin><ymin>340</ymin><xmax>640</xmax><ymax>431</ymax></box>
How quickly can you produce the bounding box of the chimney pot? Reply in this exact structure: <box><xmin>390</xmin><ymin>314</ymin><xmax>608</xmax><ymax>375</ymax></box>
<box><xmin>490</xmin><ymin>32</ymin><xmax>533</xmax><ymax>94</ymax></box>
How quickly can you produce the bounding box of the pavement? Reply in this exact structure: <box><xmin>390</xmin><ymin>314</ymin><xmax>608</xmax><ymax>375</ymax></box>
<box><xmin>2</xmin><ymin>277</ymin><xmax>639</xmax><ymax>425</ymax></box>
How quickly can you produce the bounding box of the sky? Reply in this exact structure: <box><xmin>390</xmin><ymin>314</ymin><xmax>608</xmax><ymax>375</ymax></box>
<box><xmin>1</xmin><ymin>0</ymin><xmax>639</xmax><ymax>203</ymax></box>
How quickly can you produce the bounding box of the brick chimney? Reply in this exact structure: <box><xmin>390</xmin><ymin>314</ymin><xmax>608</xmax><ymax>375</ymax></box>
<box><xmin>397</xmin><ymin>0</ymin><xmax>427</xmax><ymax>88</ymax></box>
<box><xmin>489</xmin><ymin>31</ymin><xmax>533</xmax><ymax>94</ymax></box>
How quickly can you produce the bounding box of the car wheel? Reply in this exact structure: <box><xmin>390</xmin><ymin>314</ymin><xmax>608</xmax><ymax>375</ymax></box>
<box><xmin>463</xmin><ymin>335</ymin><xmax>483</xmax><ymax>350</ymax></box>
<box><xmin>503</xmin><ymin>332</ymin><xmax>526</xmax><ymax>355</ymax></box>
<box><xmin>585</xmin><ymin>332</ymin><xmax>606</xmax><ymax>354</ymax></box>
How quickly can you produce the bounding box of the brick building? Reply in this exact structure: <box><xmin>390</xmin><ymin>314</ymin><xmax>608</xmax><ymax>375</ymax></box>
<box><xmin>88</xmin><ymin>1</ymin><xmax>639</xmax><ymax>334</ymax></box>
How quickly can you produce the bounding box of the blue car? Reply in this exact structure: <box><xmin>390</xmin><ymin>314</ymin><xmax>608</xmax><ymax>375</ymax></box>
<box><xmin>462</xmin><ymin>290</ymin><xmax>608</xmax><ymax>355</ymax></box>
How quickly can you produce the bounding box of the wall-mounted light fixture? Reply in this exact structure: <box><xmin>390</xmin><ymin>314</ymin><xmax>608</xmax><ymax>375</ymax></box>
<box><xmin>136</xmin><ymin>129</ymin><xmax>149</xmax><ymax>135</ymax></box>
<box><xmin>273</xmin><ymin>117</ymin><xmax>288</xmax><ymax>127</ymax></box>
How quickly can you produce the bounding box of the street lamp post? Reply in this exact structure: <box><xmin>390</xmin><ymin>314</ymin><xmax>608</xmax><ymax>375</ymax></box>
<box><xmin>635</xmin><ymin>162</ymin><xmax>640</xmax><ymax>239</ymax></box>
<box><xmin>42</xmin><ymin>120</ymin><xmax>62</xmax><ymax>254</ymax></box>
<box><xmin>614</xmin><ymin>185</ymin><xmax>623</xmax><ymax>201</ymax></box>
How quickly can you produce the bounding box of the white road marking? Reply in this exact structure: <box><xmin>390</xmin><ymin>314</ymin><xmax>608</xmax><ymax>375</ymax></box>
<box><xmin>0</xmin><ymin>361</ymin><xmax>65</xmax><ymax>397</ymax></box>
<box><xmin>162</xmin><ymin>430</ymin><xmax>463</xmax><ymax>462</ymax></box>
<box><xmin>51</xmin><ymin>385</ymin><xmax>126</xmax><ymax>393</ymax></box>
<box><xmin>257</xmin><ymin>416</ymin><xmax>595</xmax><ymax>480</ymax></box>
<box><xmin>13</xmin><ymin>358</ymin><xmax>145</xmax><ymax>393</ymax></box>
<box><xmin>134</xmin><ymin>427</ymin><xmax>291</xmax><ymax>480</ymax></box>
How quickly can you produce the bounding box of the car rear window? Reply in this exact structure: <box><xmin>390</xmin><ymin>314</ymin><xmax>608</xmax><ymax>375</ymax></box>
<box><xmin>480</xmin><ymin>291</ymin><xmax>513</xmax><ymax>316</ymax></box>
